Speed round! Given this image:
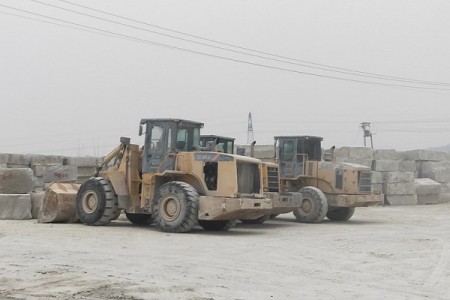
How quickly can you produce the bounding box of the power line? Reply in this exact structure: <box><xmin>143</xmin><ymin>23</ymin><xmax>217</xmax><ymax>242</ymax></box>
<box><xmin>55</xmin><ymin>0</ymin><xmax>450</xmax><ymax>87</ymax></box>
<box><xmin>1</xmin><ymin>3</ymin><xmax>450</xmax><ymax>91</ymax></box>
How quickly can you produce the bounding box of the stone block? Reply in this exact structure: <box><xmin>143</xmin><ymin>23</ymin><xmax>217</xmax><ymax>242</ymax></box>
<box><xmin>0</xmin><ymin>153</ymin><xmax>8</xmax><ymax>164</ymax></box>
<box><xmin>30</xmin><ymin>191</ymin><xmax>45</xmax><ymax>219</ymax></box>
<box><xmin>0</xmin><ymin>194</ymin><xmax>32</xmax><ymax>220</ymax></box>
<box><xmin>29</xmin><ymin>155</ymin><xmax>65</xmax><ymax>166</ymax></box>
<box><xmin>372</xmin><ymin>183</ymin><xmax>383</xmax><ymax>195</ymax></box>
<box><xmin>64</xmin><ymin>156</ymin><xmax>100</xmax><ymax>167</ymax></box>
<box><xmin>399</xmin><ymin>160</ymin><xmax>417</xmax><ymax>172</ymax></box>
<box><xmin>373</xmin><ymin>149</ymin><xmax>401</xmax><ymax>160</ymax></box>
<box><xmin>7</xmin><ymin>164</ymin><xmax>30</xmax><ymax>168</ymax></box>
<box><xmin>417</xmin><ymin>194</ymin><xmax>440</xmax><ymax>205</ymax></box>
<box><xmin>336</xmin><ymin>157</ymin><xmax>373</xmax><ymax>168</ymax></box>
<box><xmin>414</xmin><ymin>178</ymin><xmax>441</xmax><ymax>195</ymax></box>
<box><xmin>382</xmin><ymin>171</ymin><xmax>414</xmax><ymax>184</ymax></box>
<box><xmin>77</xmin><ymin>166</ymin><xmax>96</xmax><ymax>177</ymax></box>
<box><xmin>5</xmin><ymin>153</ymin><xmax>31</xmax><ymax>166</ymax></box>
<box><xmin>401</xmin><ymin>150</ymin><xmax>450</xmax><ymax>161</ymax></box>
<box><xmin>0</xmin><ymin>168</ymin><xmax>34</xmax><ymax>194</ymax></box>
<box><xmin>43</xmin><ymin>165</ymin><xmax>78</xmax><ymax>183</ymax></box>
<box><xmin>420</xmin><ymin>161</ymin><xmax>450</xmax><ymax>183</ymax></box>
<box><xmin>385</xmin><ymin>194</ymin><xmax>417</xmax><ymax>206</ymax></box>
<box><xmin>33</xmin><ymin>176</ymin><xmax>44</xmax><ymax>189</ymax></box>
<box><xmin>383</xmin><ymin>182</ymin><xmax>415</xmax><ymax>195</ymax></box>
<box><xmin>77</xmin><ymin>176</ymin><xmax>92</xmax><ymax>184</ymax></box>
<box><xmin>371</xmin><ymin>171</ymin><xmax>383</xmax><ymax>184</ymax></box>
<box><xmin>0</xmin><ymin>164</ymin><xmax>7</xmax><ymax>168</ymax></box>
<box><xmin>372</xmin><ymin>160</ymin><xmax>400</xmax><ymax>172</ymax></box>
<box><xmin>335</xmin><ymin>147</ymin><xmax>373</xmax><ymax>159</ymax></box>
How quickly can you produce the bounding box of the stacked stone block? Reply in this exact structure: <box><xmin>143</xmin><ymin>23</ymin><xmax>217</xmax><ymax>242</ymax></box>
<box><xmin>414</xmin><ymin>178</ymin><xmax>441</xmax><ymax>205</ymax></box>
<box><xmin>335</xmin><ymin>147</ymin><xmax>373</xmax><ymax>167</ymax></box>
<box><xmin>0</xmin><ymin>167</ymin><xmax>34</xmax><ymax>220</ymax></box>
<box><xmin>64</xmin><ymin>156</ymin><xmax>100</xmax><ymax>183</ymax></box>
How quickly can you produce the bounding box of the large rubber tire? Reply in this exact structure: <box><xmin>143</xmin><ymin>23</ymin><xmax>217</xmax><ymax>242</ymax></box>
<box><xmin>125</xmin><ymin>212</ymin><xmax>154</xmax><ymax>225</ymax></box>
<box><xmin>240</xmin><ymin>214</ymin><xmax>270</xmax><ymax>224</ymax></box>
<box><xmin>76</xmin><ymin>177</ymin><xmax>118</xmax><ymax>226</ymax></box>
<box><xmin>152</xmin><ymin>181</ymin><xmax>199</xmax><ymax>233</ymax></box>
<box><xmin>110</xmin><ymin>209</ymin><xmax>122</xmax><ymax>221</ymax></box>
<box><xmin>293</xmin><ymin>186</ymin><xmax>328</xmax><ymax>223</ymax></box>
<box><xmin>326</xmin><ymin>207</ymin><xmax>355</xmax><ymax>221</ymax></box>
<box><xmin>198</xmin><ymin>220</ymin><xmax>237</xmax><ymax>231</ymax></box>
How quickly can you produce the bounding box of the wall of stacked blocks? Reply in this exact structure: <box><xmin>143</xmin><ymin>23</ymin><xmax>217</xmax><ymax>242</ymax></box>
<box><xmin>1</xmin><ymin>147</ymin><xmax>449</xmax><ymax>220</ymax></box>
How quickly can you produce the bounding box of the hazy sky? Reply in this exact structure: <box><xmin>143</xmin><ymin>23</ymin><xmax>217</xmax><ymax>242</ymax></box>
<box><xmin>1</xmin><ymin>0</ymin><xmax>450</xmax><ymax>156</ymax></box>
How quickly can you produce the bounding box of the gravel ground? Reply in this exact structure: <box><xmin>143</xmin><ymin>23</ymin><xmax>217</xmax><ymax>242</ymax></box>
<box><xmin>1</xmin><ymin>203</ymin><xmax>450</xmax><ymax>300</ymax></box>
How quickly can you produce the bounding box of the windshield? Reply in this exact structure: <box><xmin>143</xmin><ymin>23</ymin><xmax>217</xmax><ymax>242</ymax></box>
<box><xmin>176</xmin><ymin>126</ymin><xmax>200</xmax><ymax>151</ymax></box>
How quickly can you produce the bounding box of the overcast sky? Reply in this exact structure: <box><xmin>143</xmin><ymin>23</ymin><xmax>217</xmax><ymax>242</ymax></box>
<box><xmin>1</xmin><ymin>0</ymin><xmax>450</xmax><ymax>156</ymax></box>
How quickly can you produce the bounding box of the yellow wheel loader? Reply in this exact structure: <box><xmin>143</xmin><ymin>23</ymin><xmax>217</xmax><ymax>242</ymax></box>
<box><xmin>275</xmin><ymin>135</ymin><xmax>383</xmax><ymax>223</ymax></box>
<box><xmin>42</xmin><ymin>119</ymin><xmax>281</xmax><ymax>233</ymax></box>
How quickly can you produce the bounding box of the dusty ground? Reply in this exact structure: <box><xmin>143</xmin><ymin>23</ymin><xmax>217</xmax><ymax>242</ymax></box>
<box><xmin>1</xmin><ymin>204</ymin><xmax>450</xmax><ymax>300</ymax></box>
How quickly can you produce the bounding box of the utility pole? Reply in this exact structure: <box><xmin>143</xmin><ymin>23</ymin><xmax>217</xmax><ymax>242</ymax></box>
<box><xmin>360</xmin><ymin>122</ymin><xmax>374</xmax><ymax>149</ymax></box>
<box><xmin>247</xmin><ymin>112</ymin><xmax>254</xmax><ymax>144</ymax></box>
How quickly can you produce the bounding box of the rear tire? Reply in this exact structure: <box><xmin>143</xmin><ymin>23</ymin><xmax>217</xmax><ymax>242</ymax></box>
<box><xmin>198</xmin><ymin>220</ymin><xmax>237</xmax><ymax>231</ymax></box>
<box><xmin>326</xmin><ymin>207</ymin><xmax>355</xmax><ymax>221</ymax></box>
<box><xmin>76</xmin><ymin>177</ymin><xmax>118</xmax><ymax>226</ymax></box>
<box><xmin>240</xmin><ymin>214</ymin><xmax>270</xmax><ymax>224</ymax></box>
<box><xmin>126</xmin><ymin>212</ymin><xmax>154</xmax><ymax>225</ymax></box>
<box><xmin>293</xmin><ymin>186</ymin><xmax>328</xmax><ymax>223</ymax></box>
<box><xmin>152</xmin><ymin>181</ymin><xmax>199</xmax><ymax>233</ymax></box>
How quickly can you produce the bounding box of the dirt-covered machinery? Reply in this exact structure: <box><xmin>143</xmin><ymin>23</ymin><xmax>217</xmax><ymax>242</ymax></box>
<box><xmin>71</xmin><ymin>118</ymin><xmax>290</xmax><ymax>233</ymax></box>
<box><xmin>275</xmin><ymin>135</ymin><xmax>383</xmax><ymax>223</ymax></box>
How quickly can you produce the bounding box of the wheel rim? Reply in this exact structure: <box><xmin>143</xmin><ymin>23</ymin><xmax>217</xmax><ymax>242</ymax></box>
<box><xmin>301</xmin><ymin>198</ymin><xmax>313</xmax><ymax>213</ymax></box>
<box><xmin>160</xmin><ymin>196</ymin><xmax>181</xmax><ymax>221</ymax></box>
<box><xmin>82</xmin><ymin>191</ymin><xmax>99</xmax><ymax>214</ymax></box>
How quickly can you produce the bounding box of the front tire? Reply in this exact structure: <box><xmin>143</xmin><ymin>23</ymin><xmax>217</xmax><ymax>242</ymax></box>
<box><xmin>76</xmin><ymin>177</ymin><xmax>118</xmax><ymax>226</ymax></box>
<box><xmin>326</xmin><ymin>207</ymin><xmax>355</xmax><ymax>221</ymax></box>
<box><xmin>152</xmin><ymin>181</ymin><xmax>199</xmax><ymax>233</ymax></box>
<box><xmin>198</xmin><ymin>220</ymin><xmax>237</xmax><ymax>231</ymax></box>
<box><xmin>293</xmin><ymin>186</ymin><xmax>328</xmax><ymax>223</ymax></box>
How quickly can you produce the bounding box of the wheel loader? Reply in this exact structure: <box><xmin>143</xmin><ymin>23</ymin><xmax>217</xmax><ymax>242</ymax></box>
<box><xmin>41</xmin><ymin>119</ymin><xmax>289</xmax><ymax>233</ymax></box>
<box><xmin>274</xmin><ymin>135</ymin><xmax>383</xmax><ymax>223</ymax></box>
<box><xmin>200</xmin><ymin>135</ymin><xmax>301</xmax><ymax>224</ymax></box>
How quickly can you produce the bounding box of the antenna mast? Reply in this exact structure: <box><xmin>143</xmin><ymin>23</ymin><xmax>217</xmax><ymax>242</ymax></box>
<box><xmin>247</xmin><ymin>112</ymin><xmax>254</xmax><ymax>144</ymax></box>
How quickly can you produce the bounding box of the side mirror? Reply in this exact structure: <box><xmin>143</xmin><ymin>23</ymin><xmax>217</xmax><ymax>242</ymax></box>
<box><xmin>139</xmin><ymin>124</ymin><xmax>143</xmax><ymax>136</ymax></box>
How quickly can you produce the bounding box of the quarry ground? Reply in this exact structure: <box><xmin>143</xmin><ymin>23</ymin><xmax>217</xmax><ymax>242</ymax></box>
<box><xmin>1</xmin><ymin>204</ymin><xmax>450</xmax><ymax>300</ymax></box>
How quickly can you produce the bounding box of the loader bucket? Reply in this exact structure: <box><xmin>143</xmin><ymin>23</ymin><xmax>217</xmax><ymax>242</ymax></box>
<box><xmin>37</xmin><ymin>182</ymin><xmax>81</xmax><ymax>223</ymax></box>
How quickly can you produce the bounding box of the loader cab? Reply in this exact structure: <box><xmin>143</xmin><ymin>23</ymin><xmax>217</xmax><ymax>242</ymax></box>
<box><xmin>200</xmin><ymin>135</ymin><xmax>235</xmax><ymax>154</ymax></box>
<box><xmin>275</xmin><ymin>136</ymin><xmax>323</xmax><ymax>179</ymax></box>
<box><xmin>139</xmin><ymin>118</ymin><xmax>203</xmax><ymax>173</ymax></box>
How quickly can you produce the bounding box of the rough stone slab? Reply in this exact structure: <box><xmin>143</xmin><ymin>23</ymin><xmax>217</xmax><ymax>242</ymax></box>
<box><xmin>7</xmin><ymin>164</ymin><xmax>30</xmax><ymax>169</ymax></box>
<box><xmin>372</xmin><ymin>160</ymin><xmax>400</xmax><ymax>172</ymax></box>
<box><xmin>29</xmin><ymin>155</ymin><xmax>65</xmax><ymax>167</ymax></box>
<box><xmin>0</xmin><ymin>194</ymin><xmax>32</xmax><ymax>219</ymax></box>
<box><xmin>335</xmin><ymin>157</ymin><xmax>372</xmax><ymax>168</ymax></box>
<box><xmin>0</xmin><ymin>168</ymin><xmax>34</xmax><ymax>194</ymax></box>
<box><xmin>335</xmin><ymin>147</ymin><xmax>373</xmax><ymax>159</ymax></box>
<box><xmin>414</xmin><ymin>178</ymin><xmax>441</xmax><ymax>195</ymax></box>
<box><xmin>373</xmin><ymin>149</ymin><xmax>401</xmax><ymax>160</ymax></box>
<box><xmin>382</xmin><ymin>172</ymin><xmax>415</xmax><ymax>184</ymax></box>
<box><xmin>417</xmin><ymin>194</ymin><xmax>440</xmax><ymax>205</ymax></box>
<box><xmin>77</xmin><ymin>166</ymin><xmax>96</xmax><ymax>177</ymax></box>
<box><xmin>385</xmin><ymin>194</ymin><xmax>417</xmax><ymax>206</ymax></box>
<box><xmin>420</xmin><ymin>161</ymin><xmax>450</xmax><ymax>183</ymax></box>
<box><xmin>5</xmin><ymin>154</ymin><xmax>31</xmax><ymax>166</ymax></box>
<box><xmin>399</xmin><ymin>161</ymin><xmax>417</xmax><ymax>172</ymax></box>
<box><xmin>33</xmin><ymin>176</ymin><xmax>44</xmax><ymax>188</ymax></box>
<box><xmin>371</xmin><ymin>172</ymin><xmax>383</xmax><ymax>184</ymax></box>
<box><xmin>401</xmin><ymin>150</ymin><xmax>450</xmax><ymax>161</ymax></box>
<box><xmin>383</xmin><ymin>183</ymin><xmax>415</xmax><ymax>195</ymax></box>
<box><xmin>64</xmin><ymin>156</ymin><xmax>100</xmax><ymax>167</ymax></box>
<box><xmin>30</xmin><ymin>191</ymin><xmax>45</xmax><ymax>219</ymax></box>
<box><xmin>43</xmin><ymin>165</ymin><xmax>78</xmax><ymax>183</ymax></box>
